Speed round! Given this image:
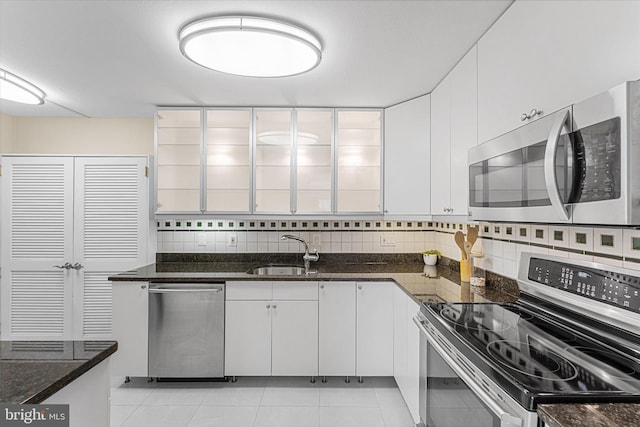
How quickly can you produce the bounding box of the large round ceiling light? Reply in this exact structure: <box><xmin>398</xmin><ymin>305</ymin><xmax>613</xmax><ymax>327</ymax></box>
<box><xmin>0</xmin><ymin>68</ymin><xmax>45</xmax><ymax>105</ymax></box>
<box><xmin>179</xmin><ymin>16</ymin><xmax>322</xmax><ymax>78</ymax></box>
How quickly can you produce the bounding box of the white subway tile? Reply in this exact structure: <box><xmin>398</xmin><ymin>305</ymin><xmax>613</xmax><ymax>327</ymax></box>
<box><xmin>623</xmin><ymin>259</ymin><xmax>640</xmax><ymax>271</ymax></box>
<box><xmin>548</xmin><ymin>248</ymin><xmax>569</xmax><ymax>259</ymax></box>
<box><xmin>173</xmin><ymin>231</ymin><xmax>185</xmax><ymax>242</ymax></box>
<box><xmin>594</xmin><ymin>256</ymin><xmax>623</xmax><ymax>268</ymax></box>
<box><xmin>503</xmin><ymin>260</ymin><xmax>517</xmax><ymax>279</ymax></box>
<box><xmin>569</xmin><ymin>251</ymin><xmax>593</xmax><ymax>262</ymax></box>
<box><xmin>492</xmin><ymin>240</ymin><xmax>504</xmax><ymax>259</ymax></box>
<box><xmin>503</xmin><ymin>242</ymin><xmax>517</xmax><ymax>261</ymax></box>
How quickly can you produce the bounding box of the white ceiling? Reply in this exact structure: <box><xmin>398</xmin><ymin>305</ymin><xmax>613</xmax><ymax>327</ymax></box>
<box><xmin>0</xmin><ymin>0</ymin><xmax>512</xmax><ymax>118</ymax></box>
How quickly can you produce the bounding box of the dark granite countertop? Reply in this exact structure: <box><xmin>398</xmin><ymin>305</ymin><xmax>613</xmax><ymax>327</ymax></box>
<box><xmin>109</xmin><ymin>254</ymin><xmax>519</xmax><ymax>304</ymax></box>
<box><xmin>538</xmin><ymin>403</ymin><xmax>640</xmax><ymax>427</ymax></box>
<box><xmin>0</xmin><ymin>340</ymin><xmax>117</xmax><ymax>404</ymax></box>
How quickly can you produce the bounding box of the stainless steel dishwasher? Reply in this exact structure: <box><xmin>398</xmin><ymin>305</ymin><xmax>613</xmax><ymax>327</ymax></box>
<box><xmin>148</xmin><ymin>282</ymin><xmax>225</xmax><ymax>378</ymax></box>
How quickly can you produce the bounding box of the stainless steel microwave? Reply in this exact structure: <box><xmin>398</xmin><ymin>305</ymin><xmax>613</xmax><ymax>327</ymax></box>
<box><xmin>468</xmin><ymin>80</ymin><xmax>640</xmax><ymax>224</ymax></box>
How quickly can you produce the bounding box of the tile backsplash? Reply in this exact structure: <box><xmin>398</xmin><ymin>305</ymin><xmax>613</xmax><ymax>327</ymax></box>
<box><xmin>156</xmin><ymin>219</ymin><xmax>640</xmax><ymax>279</ymax></box>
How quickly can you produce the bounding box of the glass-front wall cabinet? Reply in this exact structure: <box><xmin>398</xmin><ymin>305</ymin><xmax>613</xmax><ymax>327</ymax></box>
<box><xmin>337</xmin><ymin>110</ymin><xmax>382</xmax><ymax>213</ymax></box>
<box><xmin>155</xmin><ymin>108</ymin><xmax>381</xmax><ymax>215</ymax></box>
<box><xmin>296</xmin><ymin>110</ymin><xmax>333</xmax><ymax>214</ymax></box>
<box><xmin>156</xmin><ymin>110</ymin><xmax>201</xmax><ymax>212</ymax></box>
<box><xmin>255</xmin><ymin>110</ymin><xmax>292</xmax><ymax>213</ymax></box>
<box><xmin>206</xmin><ymin>109</ymin><xmax>251</xmax><ymax>212</ymax></box>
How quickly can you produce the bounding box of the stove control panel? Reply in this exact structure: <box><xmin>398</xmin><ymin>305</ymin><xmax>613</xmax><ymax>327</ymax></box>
<box><xmin>528</xmin><ymin>258</ymin><xmax>640</xmax><ymax>312</ymax></box>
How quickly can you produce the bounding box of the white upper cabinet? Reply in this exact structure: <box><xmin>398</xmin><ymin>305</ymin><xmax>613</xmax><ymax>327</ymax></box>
<box><xmin>384</xmin><ymin>95</ymin><xmax>431</xmax><ymax>217</ymax></box>
<box><xmin>336</xmin><ymin>110</ymin><xmax>382</xmax><ymax>213</ymax></box>
<box><xmin>156</xmin><ymin>109</ymin><xmax>201</xmax><ymax>213</ymax></box>
<box><xmin>206</xmin><ymin>109</ymin><xmax>252</xmax><ymax>213</ymax></box>
<box><xmin>295</xmin><ymin>110</ymin><xmax>333</xmax><ymax>214</ymax></box>
<box><xmin>255</xmin><ymin>110</ymin><xmax>293</xmax><ymax>213</ymax></box>
<box><xmin>477</xmin><ymin>0</ymin><xmax>640</xmax><ymax>143</ymax></box>
<box><xmin>430</xmin><ymin>46</ymin><xmax>478</xmax><ymax>216</ymax></box>
<box><xmin>155</xmin><ymin>108</ymin><xmax>381</xmax><ymax>215</ymax></box>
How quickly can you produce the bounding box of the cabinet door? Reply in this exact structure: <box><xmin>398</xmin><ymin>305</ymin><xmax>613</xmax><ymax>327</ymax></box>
<box><xmin>393</xmin><ymin>286</ymin><xmax>408</xmax><ymax>394</ymax></box>
<box><xmin>384</xmin><ymin>95</ymin><xmax>431</xmax><ymax>217</ymax></box>
<box><xmin>430</xmin><ymin>76</ymin><xmax>451</xmax><ymax>215</ymax></box>
<box><xmin>336</xmin><ymin>110</ymin><xmax>382</xmax><ymax>213</ymax></box>
<box><xmin>406</xmin><ymin>297</ymin><xmax>421</xmax><ymax>424</ymax></box>
<box><xmin>205</xmin><ymin>109</ymin><xmax>251</xmax><ymax>213</ymax></box>
<box><xmin>477</xmin><ymin>1</ymin><xmax>640</xmax><ymax>143</ymax></box>
<box><xmin>296</xmin><ymin>110</ymin><xmax>333</xmax><ymax>214</ymax></box>
<box><xmin>111</xmin><ymin>281</ymin><xmax>148</xmax><ymax>377</ymax></box>
<box><xmin>1</xmin><ymin>156</ymin><xmax>75</xmax><ymax>340</ymax></box>
<box><xmin>156</xmin><ymin>109</ymin><xmax>202</xmax><ymax>212</ymax></box>
<box><xmin>225</xmin><ymin>301</ymin><xmax>272</xmax><ymax>376</ymax></box>
<box><xmin>319</xmin><ymin>281</ymin><xmax>356</xmax><ymax>376</ymax></box>
<box><xmin>255</xmin><ymin>110</ymin><xmax>293</xmax><ymax>213</ymax></box>
<box><xmin>449</xmin><ymin>46</ymin><xmax>478</xmax><ymax>215</ymax></box>
<box><xmin>271</xmin><ymin>300</ymin><xmax>318</xmax><ymax>376</ymax></box>
<box><xmin>73</xmin><ymin>157</ymin><xmax>149</xmax><ymax>340</ymax></box>
<box><xmin>356</xmin><ymin>282</ymin><xmax>394</xmax><ymax>376</ymax></box>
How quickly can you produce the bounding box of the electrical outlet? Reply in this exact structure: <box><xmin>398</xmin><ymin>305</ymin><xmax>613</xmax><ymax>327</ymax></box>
<box><xmin>228</xmin><ymin>233</ymin><xmax>237</xmax><ymax>247</ymax></box>
<box><xmin>197</xmin><ymin>232</ymin><xmax>206</xmax><ymax>246</ymax></box>
<box><xmin>380</xmin><ymin>234</ymin><xmax>396</xmax><ymax>247</ymax></box>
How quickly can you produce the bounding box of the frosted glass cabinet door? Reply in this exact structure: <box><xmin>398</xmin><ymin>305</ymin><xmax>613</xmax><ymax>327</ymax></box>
<box><xmin>206</xmin><ymin>109</ymin><xmax>251</xmax><ymax>212</ymax></box>
<box><xmin>255</xmin><ymin>110</ymin><xmax>292</xmax><ymax>213</ymax></box>
<box><xmin>296</xmin><ymin>110</ymin><xmax>333</xmax><ymax>213</ymax></box>
<box><xmin>336</xmin><ymin>110</ymin><xmax>382</xmax><ymax>213</ymax></box>
<box><xmin>156</xmin><ymin>109</ymin><xmax>202</xmax><ymax>212</ymax></box>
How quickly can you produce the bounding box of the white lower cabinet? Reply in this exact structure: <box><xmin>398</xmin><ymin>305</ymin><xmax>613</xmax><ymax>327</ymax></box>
<box><xmin>393</xmin><ymin>285</ymin><xmax>421</xmax><ymax>424</ymax></box>
<box><xmin>356</xmin><ymin>281</ymin><xmax>394</xmax><ymax>377</ymax></box>
<box><xmin>111</xmin><ymin>281</ymin><xmax>149</xmax><ymax>377</ymax></box>
<box><xmin>272</xmin><ymin>300</ymin><xmax>318</xmax><ymax>376</ymax></box>
<box><xmin>225</xmin><ymin>300</ymin><xmax>272</xmax><ymax>376</ymax></box>
<box><xmin>319</xmin><ymin>281</ymin><xmax>356</xmax><ymax>376</ymax></box>
<box><xmin>224</xmin><ymin>281</ymin><xmax>319</xmax><ymax>376</ymax></box>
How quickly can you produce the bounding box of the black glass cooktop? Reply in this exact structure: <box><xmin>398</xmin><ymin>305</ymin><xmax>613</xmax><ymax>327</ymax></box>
<box><xmin>421</xmin><ymin>300</ymin><xmax>640</xmax><ymax>409</ymax></box>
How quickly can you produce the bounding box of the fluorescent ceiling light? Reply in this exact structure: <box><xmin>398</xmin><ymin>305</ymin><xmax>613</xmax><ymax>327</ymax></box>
<box><xmin>0</xmin><ymin>68</ymin><xmax>45</xmax><ymax>105</ymax></box>
<box><xmin>179</xmin><ymin>16</ymin><xmax>322</xmax><ymax>77</ymax></box>
<box><xmin>258</xmin><ymin>131</ymin><xmax>318</xmax><ymax>145</ymax></box>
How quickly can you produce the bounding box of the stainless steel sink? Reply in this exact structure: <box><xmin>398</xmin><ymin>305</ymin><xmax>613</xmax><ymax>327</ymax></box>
<box><xmin>248</xmin><ymin>265</ymin><xmax>308</xmax><ymax>276</ymax></box>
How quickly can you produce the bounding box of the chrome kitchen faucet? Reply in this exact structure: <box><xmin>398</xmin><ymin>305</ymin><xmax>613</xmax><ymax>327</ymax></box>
<box><xmin>280</xmin><ymin>234</ymin><xmax>319</xmax><ymax>273</ymax></box>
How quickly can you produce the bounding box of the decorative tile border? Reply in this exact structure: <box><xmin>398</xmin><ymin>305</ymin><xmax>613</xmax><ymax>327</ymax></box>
<box><xmin>157</xmin><ymin>219</ymin><xmax>435</xmax><ymax>232</ymax></box>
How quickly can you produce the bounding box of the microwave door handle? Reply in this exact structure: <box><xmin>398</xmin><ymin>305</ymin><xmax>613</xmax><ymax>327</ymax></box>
<box><xmin>544</xmin><ymin>109</ymin><xmax>571</xmax><ymax>221</ymax></box>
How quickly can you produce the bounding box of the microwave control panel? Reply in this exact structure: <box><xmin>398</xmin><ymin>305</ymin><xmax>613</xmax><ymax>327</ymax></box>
<box><xmin>528</xmin><ymin>257</ymin><xmax>640</xmax><ymax>312</ymax></box>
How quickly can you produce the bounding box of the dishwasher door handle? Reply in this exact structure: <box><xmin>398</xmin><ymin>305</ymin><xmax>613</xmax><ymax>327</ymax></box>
<box><xmin>149</xmin><ymin>287</ymin><xmax>223</xmax><ymax>294</ymax></box>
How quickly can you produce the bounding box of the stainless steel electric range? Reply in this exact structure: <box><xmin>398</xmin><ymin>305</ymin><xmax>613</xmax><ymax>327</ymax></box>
<box><xmin>414</xmin><ymin>252</ymin><xmax>640</xmax><ymax>427</ymax></box>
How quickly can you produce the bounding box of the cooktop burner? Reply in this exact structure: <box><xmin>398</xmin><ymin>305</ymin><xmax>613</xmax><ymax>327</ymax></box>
<box><xmin>421</xmin><ymin>299</ymin><xmax>640</xmax><ymax>408</ymax></box>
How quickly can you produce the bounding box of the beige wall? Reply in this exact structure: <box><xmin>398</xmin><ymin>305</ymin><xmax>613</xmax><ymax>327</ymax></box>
<box><xmin>0</xmin><ymin>113</ymin><xmax>153</xmax><ymax>155</ymax></box>
<box><xmin>0</xmin><ymin>113</ymin><xmax>18</xmax><ymax>153</ymax></box>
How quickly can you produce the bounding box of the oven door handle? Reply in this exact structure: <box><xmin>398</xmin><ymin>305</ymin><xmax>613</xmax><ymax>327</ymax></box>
<box><xmin>413</xmin><ymin>317</ymin><xmax>523</xmax><ymax>427</ymax></box>
<box><xmin>543</xmin><ymin>108</ymin><xmax>571</xmax><ymax>221</ymax></box>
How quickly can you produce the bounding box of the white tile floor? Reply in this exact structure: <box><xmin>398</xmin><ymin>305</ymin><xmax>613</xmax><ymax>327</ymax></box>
<box><xmin>111</xmin><ymin>376</ymin><xmax>416</xmax><ymax>427</ymax></box>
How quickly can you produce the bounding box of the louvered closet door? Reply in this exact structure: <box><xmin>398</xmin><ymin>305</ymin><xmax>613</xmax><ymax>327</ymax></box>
<box><xmin>1</xmin><ymin>157</ymin><xmax>75</xmax><ymax>340</ymax></box>
<box><xmin>72</xmin><ymin>157</ymin><xmax>148</xmax><ymax>339</ymax></box>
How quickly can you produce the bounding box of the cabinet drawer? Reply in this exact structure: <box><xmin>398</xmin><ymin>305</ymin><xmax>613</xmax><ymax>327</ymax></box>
<box><xmin>273</xmin><ymin>281</ymin><xmax>318</xmax><ymax>300</ymax></box>
<box><xmin>226</xmin><ymin>281</ymin><xmax>272</xmax><ymax>300</ymax></box>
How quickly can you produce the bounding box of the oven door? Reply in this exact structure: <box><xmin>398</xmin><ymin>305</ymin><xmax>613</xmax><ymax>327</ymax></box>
<box><xmin>414</xmin><ymin>316</ymin><xmax>535</xmax><ymax>427</ymax></box>
<box><xmin>468</xmin><ymin>108</ymin><xmax>573</xmax><ymax>223</ymax></box>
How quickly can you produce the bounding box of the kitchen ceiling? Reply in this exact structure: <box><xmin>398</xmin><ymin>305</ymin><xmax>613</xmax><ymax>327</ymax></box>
<box><xmin>0</xmin><ymin>0</ymin><xmax>512</xmax><ymax>118</ymax></box>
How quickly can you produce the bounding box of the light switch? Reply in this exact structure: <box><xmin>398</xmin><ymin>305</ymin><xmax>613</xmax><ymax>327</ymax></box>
<box><xmin>228</xmin><ymin>233</ymin><xmax>238</xmax><ymax>247</ymax></box>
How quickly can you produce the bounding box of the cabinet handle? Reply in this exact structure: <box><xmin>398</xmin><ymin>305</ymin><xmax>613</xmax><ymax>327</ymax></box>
<box><xmin>141</xmin><ymin>285</ymin><xmax>147</xmax><ymax>289</ymax></box>
<box><xmin>272</xmin><ymin>304</ymin><xmax>277</xmax><ymax>309</ymax></box>
<box><xmin>266</xmin><ymin>304</ymin><xmax>271</xmax><ymax>309</ymax></box>
<box><xmin>320</xmin><ymin>284</ymin><xmax>324</xmax><ymax>289</ymax></box>
<box><xmin>520</xmin><ymin>112</ymin><xmax>529</xmax><ymax>121</ymax></box>
<box><xmin>358</xmin><ymin>285</ymin><xmax>363</xmax><ymax>290</ymax></box>
<box><xmin>529</xmin><ymin>108</ymin><xmax>542</xmax><ymax>119</ymax></box>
